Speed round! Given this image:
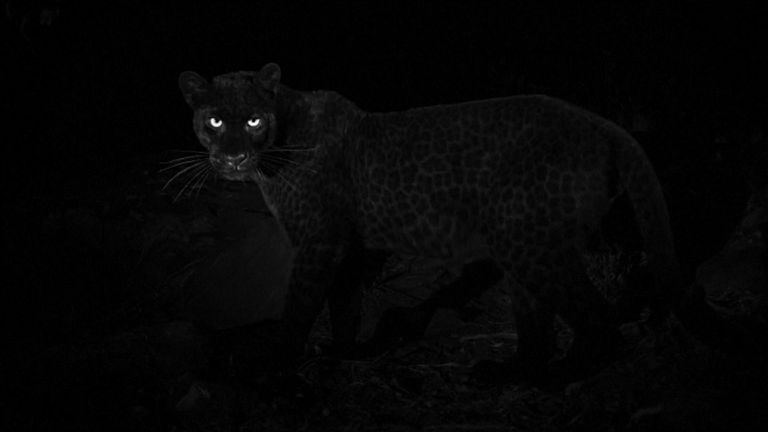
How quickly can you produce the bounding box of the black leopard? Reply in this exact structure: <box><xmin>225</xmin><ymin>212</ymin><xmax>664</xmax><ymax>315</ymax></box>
<box><xmin>178</xmin><ymin>63</ymin><xmax>680</xmax><ymax>376</ymax></box>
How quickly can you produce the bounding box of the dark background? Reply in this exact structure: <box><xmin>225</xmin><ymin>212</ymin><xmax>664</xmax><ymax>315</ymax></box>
<box><xmin>6</xmin><ymin>0</ymin><xmax>765</xmax><ymax>258</ymax></box>
<box><xmin>3</xmin><ymin>0</ymin><xmax>766</xmax><ymax>429</ymax></box>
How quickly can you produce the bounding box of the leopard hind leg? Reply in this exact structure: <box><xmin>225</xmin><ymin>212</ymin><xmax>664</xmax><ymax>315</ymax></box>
<box><xmin>479</xmin><ymin>238</ymin><xmax>623</xmax><ymax>384</ymax></box>
<box><xmin>471</xmin><ymin>275</ymin><xmax>558</xmax><ymax>384</ymax></box>
<box><xmin>544</xmin><ymin>247</ymin><xmax>626</xmax><ymax>380</ymax></box>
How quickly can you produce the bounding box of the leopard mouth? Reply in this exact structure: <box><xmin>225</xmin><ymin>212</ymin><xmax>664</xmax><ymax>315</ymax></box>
<box><xmin>211</xmin><ymin>152</ymin><xmax>286</xmax><ymax>181</ymax></box>
<box><xmin>218</xmin><ymin>170</ymin><xmax>253</xmax><ymax>181</ymax></box>
<box><xmin>215</xmin><ymin>163</ymin><xmax>261</xmax><ymax>181</ymax></box>
<box><xmin>210</xmin><ymin>153</ymin><xmax>258</xmax><ymax>180</ymax></box>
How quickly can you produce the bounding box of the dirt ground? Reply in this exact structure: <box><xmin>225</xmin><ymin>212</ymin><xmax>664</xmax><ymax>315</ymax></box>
<box><xmin>6</xmin><ymin>162</ymin><xmax>767</xmax><ymax>432</ymax></box>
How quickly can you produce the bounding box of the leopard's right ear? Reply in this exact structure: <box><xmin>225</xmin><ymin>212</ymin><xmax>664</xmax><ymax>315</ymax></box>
<box><xmin>258</xmin><ymin>63</ymin><xmax>281</xmax><ymax>94</ymax></box>
<box><xmin>178</xmin><ymin>71</ymin><xmax>209</xmax><ymax>107</ymax></box>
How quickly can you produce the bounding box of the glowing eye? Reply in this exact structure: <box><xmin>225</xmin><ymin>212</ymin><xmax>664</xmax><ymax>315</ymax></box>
<box><xmin>247</xmin><ymin>117</ymin><xmax>263</xmax><ymax>128</ymax></box>
<box><xmin>208</xmin><ymin>117</ymin><xmax>223</xmax><ymax>128</ymax></box>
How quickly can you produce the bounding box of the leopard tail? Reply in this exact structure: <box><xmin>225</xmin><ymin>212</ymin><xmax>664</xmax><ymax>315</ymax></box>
<box><xmin>615</xmin><ymin>134</ymin><xmax>683</xmax><ymax>311</ymax></box>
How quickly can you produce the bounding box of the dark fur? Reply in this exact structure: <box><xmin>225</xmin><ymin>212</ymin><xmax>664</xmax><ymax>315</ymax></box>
<box><xmin>180</xmin><ymin>64</ymin><xmax>679</xmax><ymax>371</ymax></box>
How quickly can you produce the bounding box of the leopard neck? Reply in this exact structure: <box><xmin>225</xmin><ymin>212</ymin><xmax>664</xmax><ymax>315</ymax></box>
<box><xmin>267</xmin><ymin>85</ymin><xmax>361</xmax><ymax>151</ymax></box>
<box><xmin>254</xmin><ymin>86</ymin><xmax>364</xmax><ymax>210</ymax></box>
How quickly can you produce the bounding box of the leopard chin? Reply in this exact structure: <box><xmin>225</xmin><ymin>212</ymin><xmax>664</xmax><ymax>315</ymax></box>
<box><xmin>215</xmin><ymin>166</ymin><xmax>258</xmax><ymax>182</ymax></box>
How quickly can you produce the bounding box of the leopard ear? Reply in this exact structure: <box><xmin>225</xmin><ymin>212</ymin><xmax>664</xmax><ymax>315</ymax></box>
<box><xmin>178</xmin><ymin>71</ymin><xmax>209</xmax><ymax>106</ymax></box>
<box><xmin>259</xmin><ymin>63</ymin><xmax>281</xmax><ymax>94</ymax></box>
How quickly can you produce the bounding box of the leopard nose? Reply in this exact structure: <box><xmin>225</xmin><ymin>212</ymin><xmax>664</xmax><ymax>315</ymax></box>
<box><xmin>216</xmin><ymin>153</ymin><xmax>249</xmax><ymax>168</ymax></box>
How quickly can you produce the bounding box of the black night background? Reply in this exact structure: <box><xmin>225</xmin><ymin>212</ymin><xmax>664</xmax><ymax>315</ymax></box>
<box><xmin>4</xmin><ymin>1</ymin><xmax>766</xmax><ymax>430</ymax></box>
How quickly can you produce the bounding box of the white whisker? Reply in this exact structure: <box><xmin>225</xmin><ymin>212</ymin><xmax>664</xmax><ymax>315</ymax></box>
<box><xmin>262</xmin><ymin>160</ymin><xmax>300</xmax><ymax>194</ymax></box>
<box><xmin>192</xmin><ymin>168</ymin><xmax>211</xmax><ymax>200</ymax></box>
<box><xmin>159</xmin><ymin>158</ymin><xmax>207</xmax><ymax>173</ymax></box>
<box><xmin>174</xmin><ymin>163</ymin><xmax>209</xmax><ymax>202</ymax></box>
<box><xmin>261</xmin><ymin>154</ymin><xmax>318</xmax><ymax>175</ymax></box>
<box><xmin>162</xmin><ymin>154</ymin><xmax>208</xmax><ymax>164</ymax></box>
<box><xmin>162</xmin><ymin>160</ymin><xmax>207</xmax><ymax>191</ymax></box>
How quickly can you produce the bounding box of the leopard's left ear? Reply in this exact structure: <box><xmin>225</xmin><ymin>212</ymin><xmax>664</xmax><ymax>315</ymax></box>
<box><xmin>259</xmin><ymin>63</ymin><xmax>281</xmax><ymax>94</ymax></box>
<box><xmin>178</xmin><ymin>71</ymin><xmax>209</xmax><ymax>107</ymax></box>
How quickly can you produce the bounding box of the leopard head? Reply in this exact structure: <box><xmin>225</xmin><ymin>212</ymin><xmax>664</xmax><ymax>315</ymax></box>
<box><xmin>178</xmin><ymin>63</ymin><xmax>283</xmax><ymax>181</ymax></box>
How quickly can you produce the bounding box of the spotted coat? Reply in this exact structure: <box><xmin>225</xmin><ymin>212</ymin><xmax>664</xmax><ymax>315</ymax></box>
<box><xmin>179</xmin><ymin>63</ymin><xmax>679</xmax><ymax>367</ymax></box>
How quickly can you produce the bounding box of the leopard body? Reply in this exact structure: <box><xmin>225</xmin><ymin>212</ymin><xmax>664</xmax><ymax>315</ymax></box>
<box><xmin>179</xmin><ymin>64</ymin><xmax>679</xmax><ymax>370</ymax></box>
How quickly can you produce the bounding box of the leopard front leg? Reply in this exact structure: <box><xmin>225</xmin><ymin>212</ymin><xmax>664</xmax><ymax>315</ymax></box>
<box><xmin>326</xmin><ymin>249</ymin><xmax>390</xmax><ymax>354</ymax></box>
<box><xmin>281</xmin><ymin>241</ymin><xmax>350</xmax><ymax>356</ymax></box>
